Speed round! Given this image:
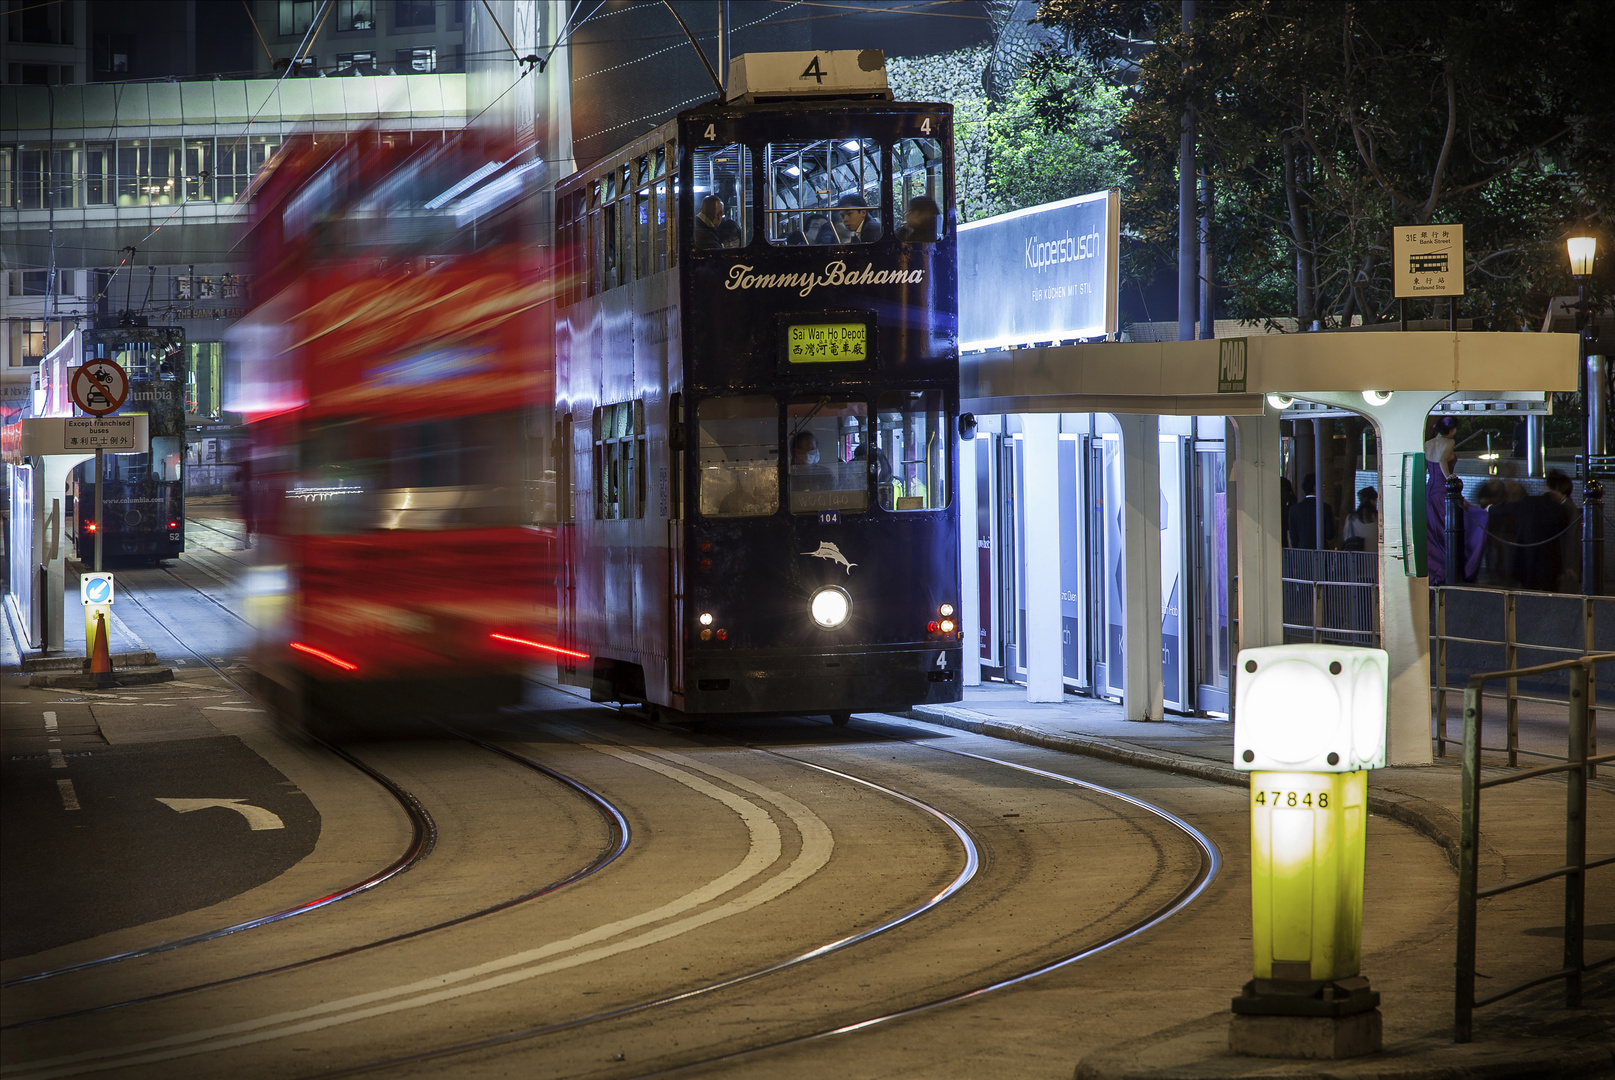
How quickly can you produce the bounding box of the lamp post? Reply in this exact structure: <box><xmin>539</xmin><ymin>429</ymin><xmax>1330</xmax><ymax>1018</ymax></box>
<box><xmin>1568</xmin><ymin>235</ymin><xmax>1604</xmax><ymax>595</ymax></box>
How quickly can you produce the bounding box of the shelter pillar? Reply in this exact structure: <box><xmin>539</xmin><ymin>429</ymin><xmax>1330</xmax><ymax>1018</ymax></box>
<box><xmin>1022</xmin><ymin>413</ymin><xmax>1064</xmax><ymax>702</ymax></box>
<box><xmin>1230</xmin><ymin>407</ymin><xmax>1284</xmax><ymax>657</ymax></box>
<box><xmin>1117</xmin><ymin>413</ymin><xmax>1164</xmax><ymax>721</ymax></box>
<box><xmin>959</xmin><ymin>433</ymin><xmax>982</xmax><ymax>687</ymax></box>
<box><xmin>1296</xmin><ymin>391</ymin><xmax>1448</xmax><ymax>767</ymax></box>
<box><xmin>31</xmin><ymin>453</ymin><xmax>91</xmax><ymax>653</ymax></box>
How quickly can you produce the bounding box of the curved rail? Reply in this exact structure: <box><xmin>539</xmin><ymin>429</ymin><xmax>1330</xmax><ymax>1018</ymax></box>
<box><xmin>281</xmin><ymin>741</ymin><xmax>984</xmax><ymax>1080</ymax></box>
<box><xmin>0</xmin><ymin>581</ymin><xmax>437</xmax><ymax>990</ymax></box>
<box><xmin>2</xmin><ymin>736</ymin><xmax>630</xmax><ymax>1029</ymax></box>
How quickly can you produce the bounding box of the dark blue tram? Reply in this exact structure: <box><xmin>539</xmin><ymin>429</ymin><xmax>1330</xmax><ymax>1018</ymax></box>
<box><xmin>70</xmin><ymin>323</ymin><xmax>187</xmax><ymax>565</ymax></box>
<box><xmin>554</xmin><ymin>51</ymin><xmax>963</xmax><ymax>722</ymax></box>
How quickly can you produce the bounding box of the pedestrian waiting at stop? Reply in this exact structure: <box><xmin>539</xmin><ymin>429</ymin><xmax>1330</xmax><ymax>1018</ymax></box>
<box><xmin>694</xmin><ymin>195</ymin><xmax>742</xmax><ymax>250</ymax></box>
<box><xmin>1341</xmin><ymin>487</ymin><xmax>1378</xmax><ymax>552</ymax></box>
<box><xmin>1288</xmin><ymin>473</ymin><xmax>1335</xmax><ymax>549</ymax></box>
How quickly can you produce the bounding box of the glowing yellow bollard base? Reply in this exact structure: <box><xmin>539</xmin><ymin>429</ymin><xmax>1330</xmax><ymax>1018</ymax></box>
<box><xmin>1248</xmin><ymin>769</ymin><xmax>1367</xmax><ymax>983</ymax></box>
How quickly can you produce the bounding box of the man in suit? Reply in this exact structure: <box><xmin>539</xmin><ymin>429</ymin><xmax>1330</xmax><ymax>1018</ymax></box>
<box><xmin>832</xmin><ymin>193</ymin><xmax>880</xmax><ymax>244</ymax></box>
<box><xmin>1288</xmin><ymin>472</ymin><xmax>1336</xmax><ymax>549</ymax></box>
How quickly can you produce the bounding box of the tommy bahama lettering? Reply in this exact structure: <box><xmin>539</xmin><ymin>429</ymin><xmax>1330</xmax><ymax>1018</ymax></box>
<box><xmin>723</xmin><ymin>260</ymin><xmax>925</xmax><ymax>298</ymax></box>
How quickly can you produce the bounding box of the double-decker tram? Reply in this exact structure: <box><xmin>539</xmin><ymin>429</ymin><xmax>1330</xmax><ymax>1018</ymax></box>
<box><xmin>233</xmin><ymin>132</ymin><xmax>557</xmax><ymax>728</ymax></box>
<box><xmin>554</xmin><ymin>51</ymin><xmax>963</xmax><ymax>722</ymax></box>
<box><xmin>69</xmin><ymin>322</ymin><xmax>187</xmax><ymax>565</ymax></box>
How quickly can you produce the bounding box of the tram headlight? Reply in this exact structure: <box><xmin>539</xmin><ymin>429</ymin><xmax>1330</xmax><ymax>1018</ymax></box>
<box><xmin>698</xmin><ymin>612</ymin><xmax>714</xmax><ymax>626</ymax></box>
<box><xmin>938</xmin><ymin>603</ymin><xmax>955</xmax><ymax>617</ymax></box>
<box><xmin>810</xmin><ymin>586</ymin><xmax>851</xmax><ymax>629</ymax></box>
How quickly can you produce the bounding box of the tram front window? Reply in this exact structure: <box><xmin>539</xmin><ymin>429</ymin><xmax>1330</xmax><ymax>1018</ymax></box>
<box><xmin>787</xmin><ymin>397</ymin><xmax>868</xmax><ymax>514</ymax></box>
<box><xmin>765</xmin><ymin>139</ymin><xmax>882</xmax><ymax>245</ymax></box>
<box><xmin>875</xmin><ymin>390</ymin><xmax>949</xmax><ymax>511</ymax></box>
<box><xmin>698</xmin><ymin>395</ymin><xmax>778</xmax><ymax>518</ymax></box>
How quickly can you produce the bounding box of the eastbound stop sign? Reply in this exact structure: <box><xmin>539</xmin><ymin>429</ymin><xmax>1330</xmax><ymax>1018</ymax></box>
<box><xmin>71</xmin><ymin>359</ymin><xmax>129</xmax><ymax>417</ymax></box>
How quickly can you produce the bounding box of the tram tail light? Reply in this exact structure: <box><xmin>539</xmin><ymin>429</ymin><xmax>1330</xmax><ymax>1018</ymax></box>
<box><xmin>85</xmin><ymin>522</ymin><xmax>97</xmax><ymax>532</ymax></box>
<box><xmin>168</xmin><ymin>520</ymin><xmax>179</xmax><ymax>528</ymax></box>
<box><xmin>489</xmin><ymin>632</ymin><xmax>590</xmax><ymax>660</ymax></box>
<box><xmin>927</xmin><ymin>620</ymin><xmax>940</xmax><ymax>633</ymax></box>
<box><xmin>289</xmin><ymin>641</ymin><xmax>359</xmax><ymax>672</ymax></box>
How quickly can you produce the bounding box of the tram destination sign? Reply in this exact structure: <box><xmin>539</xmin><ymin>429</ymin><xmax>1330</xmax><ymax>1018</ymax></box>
<box><xmin>785</xmin><ymin>322</ymin><xmax>867</xmax><ymax>364</ymax></box>
<box><xmin>958</xmin><ymin>189</ymin><xmax>1120</xmax><ymax>352</ymax></box>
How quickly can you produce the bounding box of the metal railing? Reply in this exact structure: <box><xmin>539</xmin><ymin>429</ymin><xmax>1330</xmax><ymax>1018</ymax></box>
<box><xmin>1281</xmin><ymin>549</ymin><xmax>1380</xmax><ymax>647</ymax></box>
<box><xmin>1432</xmin><ymin>587</ymin><xmax>1612</xmax><ymax>776</ymax></box>
<box><xmin>1455</xmin><ymin>652</ymin><xmax>1615</xmax><ymax>1042</ymax></box>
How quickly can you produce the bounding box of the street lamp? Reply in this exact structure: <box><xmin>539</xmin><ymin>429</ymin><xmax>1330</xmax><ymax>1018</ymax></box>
<box><xmin>1567</xmin><ymin>234</ymin><xmax>1605</xmax><ymax>595</ymax></box>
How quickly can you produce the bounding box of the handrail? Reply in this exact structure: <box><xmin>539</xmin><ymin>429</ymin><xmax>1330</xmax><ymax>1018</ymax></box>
<box><xmin>1454</xmin><ymin>651</ymin><xmax>1615</xmax><ymax>1043</ymax></box>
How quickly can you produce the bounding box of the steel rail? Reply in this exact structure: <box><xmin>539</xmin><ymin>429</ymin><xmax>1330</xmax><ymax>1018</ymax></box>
<box><xmin>1</xmin><ymin>736</ymin><xmax>630</xmax><ymax>1029</ymax></box>
<box><xmin>0</xmin><ymin>578</ymin><xmax>436</xmax><ymax>990</ymax></box>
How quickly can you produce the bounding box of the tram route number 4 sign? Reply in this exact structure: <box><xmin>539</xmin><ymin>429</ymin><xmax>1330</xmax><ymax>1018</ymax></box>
<box><xmin>70</xmin><ymin>359</ymin><xmax>130</xmax><ymax>417</ymax></box>
<box><xmin>1393</xmin><ymin>224</ymin><xmax>1464</xmax><ymax>299</ymax></box>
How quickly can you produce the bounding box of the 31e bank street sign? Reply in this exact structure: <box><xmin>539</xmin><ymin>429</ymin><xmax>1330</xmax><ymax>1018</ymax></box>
<box><xmin>1393</xmin><ymin>224</ymin><xmax>1465</xmax><ymax>299</ymax></box>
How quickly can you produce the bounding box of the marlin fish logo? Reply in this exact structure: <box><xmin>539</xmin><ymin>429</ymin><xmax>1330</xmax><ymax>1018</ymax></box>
<box><xmin>801</xmin><ymin>541</ymin><xmax>857</xmax><ymax>575</ymax></box>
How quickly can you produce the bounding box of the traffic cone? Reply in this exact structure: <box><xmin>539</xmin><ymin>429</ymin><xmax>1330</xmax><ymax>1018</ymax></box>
<box><xmin>89</xmin><ymin>612</ymin><xmax>113</xmax><ymax>689</ymax></box>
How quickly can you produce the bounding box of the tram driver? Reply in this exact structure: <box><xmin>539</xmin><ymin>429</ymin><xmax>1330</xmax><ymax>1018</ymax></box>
<box><xmin>694</xmin><ymin>195</ymin><xmax>742</xmax><ymax>250</ymax></box>
<box><xmin>790</xmin><ymin>431</ymin><xmax>832</xmax><ymax>492</ymax></box>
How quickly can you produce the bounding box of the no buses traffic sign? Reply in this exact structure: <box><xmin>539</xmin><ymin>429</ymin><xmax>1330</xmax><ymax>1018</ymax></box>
<box><xmin>70</xmin><ymin>359</ymin><xmax>129</xmax><ymax>417</ymax></box>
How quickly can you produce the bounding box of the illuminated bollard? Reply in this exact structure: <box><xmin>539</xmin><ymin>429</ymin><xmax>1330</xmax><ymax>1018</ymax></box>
<box><xmin>1229</xmin><ymin>643</ymin><xmax>1387</xmax><ymax>1059</ymax></box>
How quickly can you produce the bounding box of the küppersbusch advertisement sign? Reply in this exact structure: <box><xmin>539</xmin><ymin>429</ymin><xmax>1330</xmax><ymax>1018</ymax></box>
<box><xmin>957</xmin><ymin>189</ymin><xmax>1120</xmax><ymax>351</ymax></box>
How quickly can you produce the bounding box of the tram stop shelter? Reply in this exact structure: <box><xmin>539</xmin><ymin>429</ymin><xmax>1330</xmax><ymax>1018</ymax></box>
<box><xmin>958</xmin><ymin>330</ymin><xmax>1581</xmax><ymax>765</ymax></box>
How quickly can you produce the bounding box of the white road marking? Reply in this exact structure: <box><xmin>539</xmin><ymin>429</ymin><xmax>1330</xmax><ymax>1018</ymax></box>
<box><xmin>203</xmin><ymin>706</ymin><xmax>264</xmax><ymax>713</ymax></box>
<box><xmin>12</xmin><ymin>740</ymin><xmax>835</xmax><ymax>1078</ymax></box>
<box><xmin>43</xmin><ymin>711</ymin><xmax>57</xmax><ymax>732</ymax></box>
<box><xmin>47</xmin><ymin>749</ymin><xmax>66</xmax><ymax>769</ymax></box>
<box><xmin>178</xmin><ymin>557</ymin><xmax>234</xmax><ymax>589</ymax></box>
<box><xmin>57</xmin><ymin>780</ymin><xmax>80</xmax><ymax>811</ymax></box>
<box><xmin>155</xmin><ymin>798</ymin><xmax>284</xmax><ymax>831</ymax></box>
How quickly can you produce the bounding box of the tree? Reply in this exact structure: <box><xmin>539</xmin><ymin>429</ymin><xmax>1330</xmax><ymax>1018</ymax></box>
<box><xmin>1039</xmin><ymin>0</ymin><xmax>1615</xmax><ymax>330</ymax></box>
<box><xmin>887</xmin><ymin>46</ymin><xmax>1130</xmax><ymax>221</ymax></box>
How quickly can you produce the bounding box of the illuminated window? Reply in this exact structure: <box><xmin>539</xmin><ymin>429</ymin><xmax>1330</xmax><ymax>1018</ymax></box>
<box><xmin>691</xmin><ymin>143</ymin><xmax>751</xmax><ymax>251</ymax></box>
<box><xmin>279</xmin><ymin>0</ymin><xmax>316</xmax><ymax>35</ymax></box>
<box><xmin>699</xmin><ymin>396</ymin><xmax>779</xmax><ymax>518</ymax></box>
<box><xmin>594</xmin><ymin>401</ymin><xmax>646</xmax><ymax>520</ymax></box>
<box><xmin>875</xmin><ymin>390</ymin><xmax>950</xmax><ymax>511</ymax></box>
<box><xmin>891</xmin><ymin>138</ymin><xmax>945</xmax><ymax>241</ymax></box>
<box><xmin>336</xmin><ymin>51</ymin><xmax>376</xmax><ymax>73</ymax></box>
<box><xmin>765</xmin><ymin>139</ymin><xmax>882</xmax><ymax>246</ymax></box>
<box><xmin>787</xmin><ymin>396</ymin><xmax>868</xmax><ymax>514</ymax></box>
<box><xmin>396</xmin><ymin>46</ymin><xmax>436</xmax><ymax>72</ymax></box>
<box><xmin>336</xmin><ymin>0</ymin><xmax>375</xmax><ymax>32</ymax></box>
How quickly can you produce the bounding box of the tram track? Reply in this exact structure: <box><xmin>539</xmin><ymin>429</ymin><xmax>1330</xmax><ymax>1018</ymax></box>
<box><xmin>1</xmin><ymin>573</ymin><xmax>631</xmax><ymax>1015</ymax></box>
<box><xmin>248</xmin><ymin>709</ymin><xmax>1219</xmax><ymax>1080</ymax></box>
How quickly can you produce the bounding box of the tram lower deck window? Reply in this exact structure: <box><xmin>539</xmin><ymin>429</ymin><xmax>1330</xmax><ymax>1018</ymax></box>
<box><xmin>698</xmin><ymin>395</ymin><xmax>777</xmax><ymax>518</ymax></box>
<box><xmin>787</xmin><ymin>396</ymin><xmax>868</xmax><ymax>514</ymax></box>
<box><xmin>875</xmin><ymin>390</ymin><xmax>949</xmax><ymax>511</ymax></box>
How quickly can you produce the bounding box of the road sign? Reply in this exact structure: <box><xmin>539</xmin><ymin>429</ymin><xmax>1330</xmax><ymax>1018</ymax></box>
<box><xmin>70</xmin><ymin>359</ymin><xmax>129</xmax><ymax>416</ymax></box>
<box><xmin>1392</xmin><ymin>224</ymin><xmax>1464</xmax><ymax>299</ymax></box>
<box><xmin>11</xmin><ymin>414</ymin><xmax>148</xmax><ymax>456</ymax></box>
<box><xmin>81</xmin><ymin>572</ymin><xmax>114</xmax><ymax>606</ymax></box>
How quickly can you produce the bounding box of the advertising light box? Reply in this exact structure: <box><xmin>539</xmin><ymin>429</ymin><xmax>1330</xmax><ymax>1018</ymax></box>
<box><xmin>957</xmin><ymin>189</ymin><xmax>1120</xmax><ymax>352</ymax></box>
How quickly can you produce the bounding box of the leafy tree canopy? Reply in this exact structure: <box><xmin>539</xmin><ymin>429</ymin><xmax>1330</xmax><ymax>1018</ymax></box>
<box><xmin>1038</xmin><ymin>0</ymin><xmax>1615</xmax><ymax>330</ymax></box>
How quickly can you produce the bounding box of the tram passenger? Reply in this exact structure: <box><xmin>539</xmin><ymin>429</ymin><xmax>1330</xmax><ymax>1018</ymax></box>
<box><xmin>694</xmin><ymin>196</ymin><xmax>742</xmax><ymax>250</ymax></box>
<box><xmin>786</xmin><ymin>213</ymin><xmax>833</xmax><ymax>246</ymax></box>
<box><xmin>790</xmin><ymin>432</ymin><xmax>833</xmax><ymax>491</ymax></box>
<box><xmin>832</xmin><ymin>194</ymin><xmax>880</xmax><ymax>244</ymax></box>
<box><xmin>897</xmin><ymin>195</ymin><xmax>940</xmax><ymax>242</ymax></box>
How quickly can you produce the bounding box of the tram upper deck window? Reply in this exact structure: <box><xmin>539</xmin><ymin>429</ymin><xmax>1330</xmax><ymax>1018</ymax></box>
<box><xmin>892</xmin><ymin>138</ymin><xmax>945</xmax><ymax>241</ymax></box>
<box><xmin>692</xmin><ymin>143</ymin><xmax>751</xmax><ymax>251</ymax></box>
<box><xmin>875</xmin><ymin>390</ymin><xmax>949</xmax><ymax>511</ymax></box>
<box><xmin>765</xmin><ymin>139</ymin><xmax>882</xmax><ymax>246</ymax></box>
<box><xmin>698</xmin><ymin>395</ymin><xmax>778</xmax><ymax>518</ymax></box>
<box><xmin>787</xmin><ymin>396</ymin><xmax>868</xmax><ymax>514</ymax></box>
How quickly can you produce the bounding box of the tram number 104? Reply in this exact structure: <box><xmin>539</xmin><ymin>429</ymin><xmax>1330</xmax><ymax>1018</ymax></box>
<box><xmin>1253</xmin><ymin>789</ymin><xmax>1331</xmax><ymax>809</ymax></box>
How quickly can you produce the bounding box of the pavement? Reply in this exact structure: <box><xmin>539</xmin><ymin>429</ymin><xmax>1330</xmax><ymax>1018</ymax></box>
<box><xmin>900</xmin><ymin>681</ymin><xmax>1614</xmax><ymax>1079</ymax></box>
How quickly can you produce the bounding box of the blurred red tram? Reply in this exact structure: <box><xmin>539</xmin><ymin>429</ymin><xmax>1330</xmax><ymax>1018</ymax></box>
<box><xmin>232</xmin><ymin>133</ymin><xmax>564</xmax><ymax>729</ymax></box>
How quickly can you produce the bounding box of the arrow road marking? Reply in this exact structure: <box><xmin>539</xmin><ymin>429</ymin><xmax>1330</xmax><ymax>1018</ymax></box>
<box><xmin>156</xmin><ymin>798</ymin><xmax>284</xmax><ymax>831</ymax></box>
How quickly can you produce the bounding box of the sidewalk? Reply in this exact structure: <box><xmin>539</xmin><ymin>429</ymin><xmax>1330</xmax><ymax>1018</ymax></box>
<box><xmin>899</xmin><ymin>682</ymin><xmax>1615</xmax><ymax>1078</ymax></box>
